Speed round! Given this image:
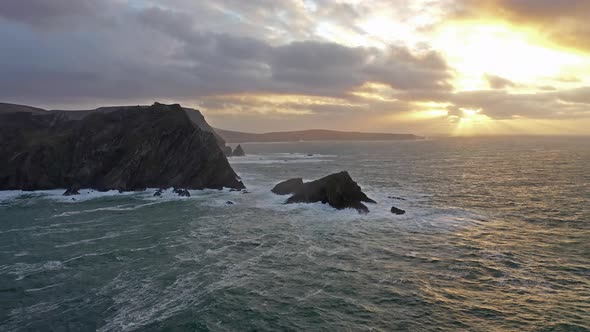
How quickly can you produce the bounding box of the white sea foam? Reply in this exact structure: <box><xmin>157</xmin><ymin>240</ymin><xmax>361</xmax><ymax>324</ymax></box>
<box><xmin>0</xmin><ymin>189</ymin><xmax>138</xmax><ymax>204</ymax></box>
<box><xmin>51</xmin><ymin>201</ymin><xmax>164</xmax><ymax>217</ymax></box>
<box><xmin>54</xmin><ymin>230</ymin><xmax>135</xmax><ymax>248</ymax></box>
<box><xmin>228</xmin><ymin>153</ymin><xmax>335</xmax><ymax>164</ymax></box>
<box><xmin>25</xmin><ymin>283</ymin><xmax>64</xmax><ymax>292</ymax></box>
<box><xmin>0</xmin><ymin>261</ymin><xmax>65</xmax><ymax>281</ymax></box>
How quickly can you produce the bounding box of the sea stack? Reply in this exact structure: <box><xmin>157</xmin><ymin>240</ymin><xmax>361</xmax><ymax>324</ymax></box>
<box><xmin>0</xmin><ymin>102</ymin><xmax>245</xmax><ymax>191</ymax></box>
<box><xmin>279</xmin><ymin>171</ymin><xmax>376</xmax><ymax>214</ymax></box>
<box><xmin>271</xmin><ymin>178</ymin><xmax>304</xmax><ymax>195</ymax></box>
<box><xmin>232</xmin><ymin>144</ymin><xmax>246</xmax><ymax>156</ymax></box>
<box><xmin>222</xmin><ymin>146</ymin><xmax>233</xmax><ymax>157</ymax></box>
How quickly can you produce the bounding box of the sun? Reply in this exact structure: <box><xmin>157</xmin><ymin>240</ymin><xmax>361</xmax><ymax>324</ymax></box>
<box><xmin>433</xmin><ymin>22</ymin><xmax>589</xmax><ymax>91</ymax></box>
<box><xmin>449</xmin><ymin>108</ymin><xmax>495</xmax><ymax>136</ymax></box>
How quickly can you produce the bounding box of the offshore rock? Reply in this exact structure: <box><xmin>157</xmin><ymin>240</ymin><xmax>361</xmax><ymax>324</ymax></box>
<box><xmin>222</xmin><ymin>146</ymin><xmax>233</xmax><ymax>157</ymax></box>
<box><xmin>285</xmin><ymin>171</ymin><xmax>376</xmax><ymax>214</ymax></box>
<box><xmin>390</xmin><ymin>206</ymin><xmax>406</xmax><ymax>215</ymax></box>
<box><xmin>0</xmin><ymin>102</ymin><xmax>245</xmax><ymax>191</ymax></box>
<box><xmin>271</xmin><ymin>178</ymin><xmax>304</xmax><ymax>195</ymax></box>
<box><xmin>173</xmin><ymin>188</ymin><xmax>191</xmax><ymax>197</ymax></box>
<box><xmin>232</xmin><ymin>144</ymin><xmax>245</xmax><ymax>156</ymax></box>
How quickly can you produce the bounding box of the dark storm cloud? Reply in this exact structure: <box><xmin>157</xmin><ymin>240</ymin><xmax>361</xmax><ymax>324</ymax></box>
<box><xmin>0</xmin><ymin>3</ymin><xmax>453</xmax><ymax>105</ymax></box>
<box><xmin>0</xmin><ymin>0</ymin><xmax>588</xmax><ymax>126</ymax></box>
<box><xmin>138</xmin><ymin>6</ymin><xmax>453</xmax><ymax>95</ymax></box>
<box><xmin>364</xmin><ymin>47</ymin><xmax>452</xmax><ymax>91</ymax></box>
<box><xmin>0</xmin><ymin>0</ymin><xmax>115</xmax><ymax>28</ymax></box>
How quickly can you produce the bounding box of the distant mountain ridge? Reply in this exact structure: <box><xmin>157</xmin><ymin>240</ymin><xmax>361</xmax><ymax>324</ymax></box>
<box><xmin>214</xmin><ymin>128</ymin><xmax>423</xmax><ymax>143</ymax></box>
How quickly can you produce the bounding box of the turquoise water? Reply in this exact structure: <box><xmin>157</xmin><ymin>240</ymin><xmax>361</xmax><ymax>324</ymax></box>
<box><xmin>1</xmin><ymin>137</ymin><xmax>589</xmax><ymax>331</ymax></box>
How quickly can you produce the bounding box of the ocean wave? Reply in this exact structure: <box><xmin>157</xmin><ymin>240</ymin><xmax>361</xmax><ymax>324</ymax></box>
<box><xmin>0</xmin><ymin>261</ymin><xmax>65</xmax><ymax>281</ymax></box>
<box><xmin>0</xmin><ymin>189</ymin><xmax>138</xmax><ymax>204</ymax></box>
<box><xmin>25</xmin><ymin>283</ymin><xmax>64</xmax><ymax>293</ymax></box>
<box><xmin>228</xmin><ymin>152</ymin><xmax>335</xmax><ymax>164</ymax></box>
<box><xmin>51</xmin><ymin>201</ymin><xmax>164</xmax><ymax>217</ymax></box>
<box><xmin>54</xmin><ymin>230</ymin><xmax>136</xmax><ymax>248</ymax></box>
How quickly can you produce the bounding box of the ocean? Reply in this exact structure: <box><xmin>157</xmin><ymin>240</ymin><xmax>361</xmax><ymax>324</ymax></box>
<box><xmin>0</xmin><ymin>136</ymin><xmax>588</xmax><ymax>331</ymax></box>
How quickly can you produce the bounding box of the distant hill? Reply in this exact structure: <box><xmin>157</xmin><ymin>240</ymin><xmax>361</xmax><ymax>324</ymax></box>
<box><xmin>214</xmin><ymin>128</ymin><xmax>423</xmax><ymax>143</ymax></box>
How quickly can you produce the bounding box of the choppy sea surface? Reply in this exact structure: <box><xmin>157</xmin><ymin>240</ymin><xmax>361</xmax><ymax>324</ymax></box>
<box><xmin>1</xmin><ymin>136</ymin><xmax>589</xmax><ymax>331</ymax></box>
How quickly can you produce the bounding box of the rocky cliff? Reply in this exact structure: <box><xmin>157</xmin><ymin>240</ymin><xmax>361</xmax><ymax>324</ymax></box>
<box><xmin>0</xmin><ymin>102</ymin><xmax>245</xmax><ymax>191</ymax></box>
<box><xmin>278</xmin><ymin>172</ymin><xmax>376</xmax><ymax>213</ymax></box>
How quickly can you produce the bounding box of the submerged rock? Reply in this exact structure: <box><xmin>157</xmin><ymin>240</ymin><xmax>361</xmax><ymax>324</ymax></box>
<box><xmin>0</xmin><ymin>102</ymin><xmax>245</xmax><ymax>191</ymax></box>
<box><xmin>173</xmin><ymin>188</ymin><xmax>191</xmax><ymax>197</ymax></box>
<box><xmin>271</xmin><ymin>178</ymin><xmax>304</xmax><ymax>195</ymax></box>
<box><xmin>226</xmin><ymin>201</ymin><xmax>234</xmax><ymax>205</ymax></box>
<box><xmin>388</xmin><ymin>195</ymin><xmax>406</xmax><ymax>201</ymax></box>
<box><xmin>284</xmin><ymin>171</ymin><xmax>376</xmax><ymax>214</ymax></box>
<box><xmin>63</xmin><ymin>186</ymin><xmax>80</xmax><ymax>196</ymax></box>
<box><xmin>390</xmin><ymin>206</ymin><xmax>406</xmax><ymax>215</ymax></box>
<box><xmin>232</xmin><ymin>144</ymin><xmax>245</xmax><ymax>156</ymax></box>
<box><xmin>153</xmin><ymin>188</ymin><xmax>164</xmax><ymax>197</ymax></box>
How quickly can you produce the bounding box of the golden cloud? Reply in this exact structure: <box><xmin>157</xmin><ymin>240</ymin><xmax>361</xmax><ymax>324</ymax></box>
<box><xmin>453</xmin><ymin>0</ymin><xmax>590</xmax><ymax>53</ymax></box>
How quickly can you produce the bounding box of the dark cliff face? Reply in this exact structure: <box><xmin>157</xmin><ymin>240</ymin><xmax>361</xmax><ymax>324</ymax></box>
<box><xmin>182</xmin><ymin>106</ymin><xmax>228</xmax><ymax>149</ymax></box>
<box><xmin>0</xmin><ymin>103</ymin><xmax>245</xmax><ymax>191</ymax></box>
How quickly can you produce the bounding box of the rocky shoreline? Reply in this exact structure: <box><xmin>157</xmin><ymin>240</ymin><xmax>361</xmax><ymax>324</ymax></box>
<box><xmin>1</xmin><ymin>102</ymin><xmax>405</xmax><ymax>214</ymax></box>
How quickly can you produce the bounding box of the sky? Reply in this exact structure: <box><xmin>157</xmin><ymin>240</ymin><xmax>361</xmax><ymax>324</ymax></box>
<box><xmin>1</xmin><ymin>0</ymin><xmax>589</xmax><ymax>135</ymax></box>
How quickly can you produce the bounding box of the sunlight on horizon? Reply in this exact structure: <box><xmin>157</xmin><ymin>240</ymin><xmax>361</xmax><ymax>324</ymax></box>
<box><xmin>433</xmin><ymin>22</ymin><xmax>589</xmax><ymax>91</ymax></box>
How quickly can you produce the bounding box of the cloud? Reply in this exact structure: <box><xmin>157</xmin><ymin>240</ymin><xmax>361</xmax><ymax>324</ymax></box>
<box><xmin>557</xmin><ymin>87</ymin><xmax>590</xmax><ymax>104</ymax></box>
<box><xmin>0</xmin><ymin>3</ymin><xmax>453</xmax><ymax>105</ymax></box>
<box><xmin>485</xmin><ymin>74</ymin><xmax>516</xmax><ymax>89</ymax></box>
<box><xmin>453</xmin><ymin>0</ymin><xmax>590</xmax><ymax>52</ymax></box>
<box><xmin>0</xmin><ymin>0</ymin><xmax>588</xmax><ymax>134</ymax></box>
<box><xmin>448</xmin><ymin>88</ymin><xmax>590</xmax><ymax>120</ymax></box>
<box><xmin>0</xmin><ymin>0</ymin><xmax>116</xmax><ymax>28</ymax></box>
<box><xmin>363</xmin><ymin>47</ymin><xmax>452</xmax><ymax>91</ymax></box>
<box><xmin>393</xmin><ymin>84</ymin><xmax>590</xmax><ymax>120</ymax></box>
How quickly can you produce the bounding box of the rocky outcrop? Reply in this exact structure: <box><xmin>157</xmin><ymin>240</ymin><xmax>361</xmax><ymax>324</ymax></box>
<box><xmin>271</xmin><ymin>178</ymin><xmax>304</xmax><ymax>195</ymax></box>
<box><xmin>388</xmin><ymin>195</ymin><xmax>406</xmax><ymax>201</ymax></box>
<box><xmin>63</xmin><ymin>186</ymin><xmax>80</xmax><ymax>196</ymax></box>
<box><xmin>222</xmin><ymin>146</ymin><xmax>233</xmax><ymax>157</ymax></box>
<box><xmin>390</xmin><ymin>206</ymin><xmax>406</xmax><ymax>215</ymax></box>
<box><xmin>0</xmin><ymin>102</ymin><xmax>245</xmax><ymax>191</ymax></box>
<box><xmin>232</xmin><ymin>144</ymin><xmax>245</xmax><ymax>156</ymax></box>
<box><xmin>173</xmin><ymin>188</ymin><xmax>191</xmax><ymax>197</ymax></box>
<box><xmin>283</xmin><ymin>171</ymin><xmax>376</xmax><ymax>213</ymax></box>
